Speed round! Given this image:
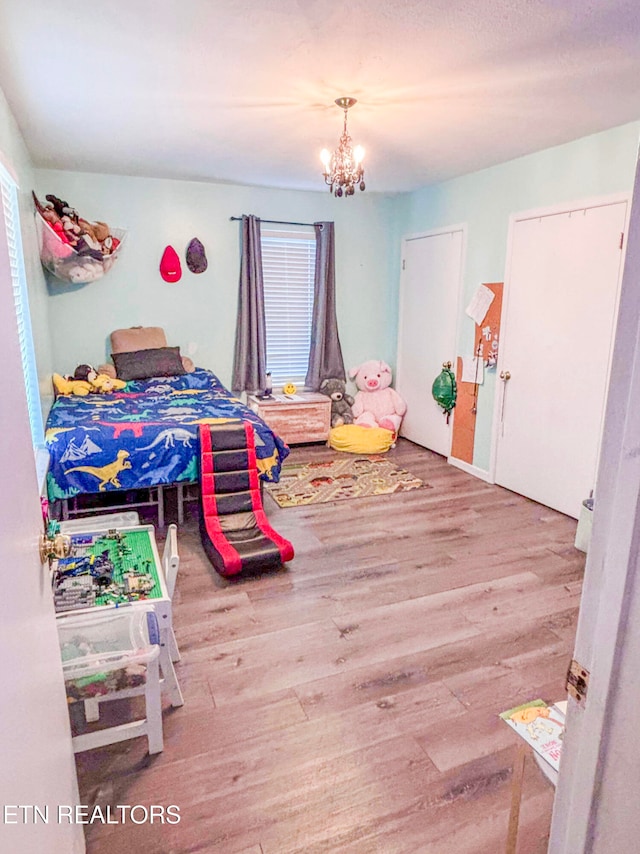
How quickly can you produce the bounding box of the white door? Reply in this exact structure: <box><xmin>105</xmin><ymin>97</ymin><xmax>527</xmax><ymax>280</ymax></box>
<box><xmin>396</xmin><ymin>228</ymin><xmax>464</xmax><ymax>456</ymax></box>
<box><xmin>0</xmin><ymin>219</ymin><xmax>84</xmax><ymax>849</ymax></box>
<box><xmin>495</xmin><ymin>200</ymin><xmax>627</xmax><ymax>518</ymax></box>
<box><xmin>548</xmin><ymin>157</ymin><xmax>640</xmax><ymax>854</ymax></box>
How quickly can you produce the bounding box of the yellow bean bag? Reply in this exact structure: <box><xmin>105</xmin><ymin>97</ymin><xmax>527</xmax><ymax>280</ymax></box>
<box><xmin>328</xmin><ymin>424</ymin><xmax>395</xmax><ymax>454</ymax></box>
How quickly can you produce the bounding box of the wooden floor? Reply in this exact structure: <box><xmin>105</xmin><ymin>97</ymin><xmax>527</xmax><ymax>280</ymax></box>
<box><xmin>75</xmin><ymin>439</ymin><xmax>584</xmax><ymax>854</ymax></box>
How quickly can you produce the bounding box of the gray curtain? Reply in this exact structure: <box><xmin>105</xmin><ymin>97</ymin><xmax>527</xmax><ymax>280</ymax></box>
<box><xmin>232</xmin><ymin>215</ymin><xmax>267</xmax><ymax>393</ymax></box>
<box><xmin>305</xmin><ymin>221</ymin><xmax>346</xmax><ymax>388</ymax></box>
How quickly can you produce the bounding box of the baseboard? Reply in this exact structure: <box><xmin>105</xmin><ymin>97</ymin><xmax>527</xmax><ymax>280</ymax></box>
<box><xmin>448</xmin><ymin>456</ymin><xmax>493</xmax><ymax>483</ymax></box>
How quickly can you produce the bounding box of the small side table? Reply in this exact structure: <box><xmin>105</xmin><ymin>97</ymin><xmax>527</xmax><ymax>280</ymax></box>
<box><xmin>505</xmin><ymin>701</ymin><xmax>565</xmax><ymax>853</ymax></box>
<box><xmin>248</xmin><ymin>393</ymin><xmax>331</xmax><ymax>444</ymax></box>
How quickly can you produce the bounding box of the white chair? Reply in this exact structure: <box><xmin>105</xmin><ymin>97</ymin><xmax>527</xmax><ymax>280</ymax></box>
<box><xmin>161</xmin><ymin>523</ymin><xmax>181</xmax><ymax>664</ymax></box>
<box><xmin>59</xmin><ymin>607</ymin><xmax>164</xmax><ymax>755</ymax></box>
<box><xmin>162</xmin><ymin>523</ymin><xmax>180</xmax><ymax>598</ymax></box>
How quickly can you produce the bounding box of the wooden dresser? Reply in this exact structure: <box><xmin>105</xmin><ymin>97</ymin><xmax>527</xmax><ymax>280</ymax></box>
<box><xmin>248</xmin><ymin>393</ymin><xmax>331</xmax><ymax>445</ymax></box>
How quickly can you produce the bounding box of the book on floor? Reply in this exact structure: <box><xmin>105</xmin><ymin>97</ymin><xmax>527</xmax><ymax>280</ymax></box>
<box><xmin>500</xmin><ymin>698</ymin><xmax>566</xmax><ymax>771</ymax></box>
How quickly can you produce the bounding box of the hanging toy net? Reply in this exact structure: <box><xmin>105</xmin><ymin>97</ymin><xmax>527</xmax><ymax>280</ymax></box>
<box><xmin>34</xmin><ymin>192</ymin><xmax>126</xmax><ymax>285</ymax></box>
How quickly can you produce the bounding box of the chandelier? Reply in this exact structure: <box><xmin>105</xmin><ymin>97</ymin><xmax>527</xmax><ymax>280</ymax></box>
<box><xmin>320</xmin><ymin>97</ymin><xmax>366</xmax><ymax>197</ymax></box>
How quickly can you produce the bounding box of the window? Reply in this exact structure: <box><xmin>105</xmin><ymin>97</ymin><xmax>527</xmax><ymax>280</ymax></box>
<box><xmin>261</xmin><ymin>228</ymin><xmax>315</xmax><ymax>386</ymax></box>
<box><xmin>1</xmin><ymin>163</ymin><xmax>44</xmax><ymax>447</ymax></box>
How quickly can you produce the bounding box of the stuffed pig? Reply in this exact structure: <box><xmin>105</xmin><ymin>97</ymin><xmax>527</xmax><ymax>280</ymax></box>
<box><xmin>349</xmin><ymin>359</ymin><xmax>406</xmax><ymax>433</ymax></box>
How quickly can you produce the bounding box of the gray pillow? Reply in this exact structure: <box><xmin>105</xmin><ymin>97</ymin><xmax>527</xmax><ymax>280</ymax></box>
<box><xmin>112</xmin><ymin>346</ymin><xmax>186</xmax><ymax>381</ymax></box>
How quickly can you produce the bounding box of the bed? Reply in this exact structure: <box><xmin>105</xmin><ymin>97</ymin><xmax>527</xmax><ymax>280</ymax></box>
<box><xmin>45</xmin><ymin>368</ymin><xmax>289</xmax><ymax>524</ymax></box>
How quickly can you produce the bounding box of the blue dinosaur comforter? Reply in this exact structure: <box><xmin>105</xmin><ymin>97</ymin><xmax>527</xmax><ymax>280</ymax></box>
<box><xmin>45</xmin><ymin>369</ymin><xmax>289</xmax><ymax>500</ymax></box>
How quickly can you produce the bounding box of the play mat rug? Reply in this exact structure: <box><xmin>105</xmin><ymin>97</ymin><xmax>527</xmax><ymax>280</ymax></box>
<box><xmin>266</xmin><ymin>456</ymin><xmax>424</xmax><ymax>508</ymax></box>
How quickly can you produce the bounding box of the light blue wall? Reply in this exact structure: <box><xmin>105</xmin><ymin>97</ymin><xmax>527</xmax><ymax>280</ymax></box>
<box><xmin>0</xmin><ymin>87</ymin><xmax>54</xmax><ymax>421</ymax></box>
<box><xmin>22</xmin><ymin>112</ymin><xmax>640</xmax><ymax>461</ymax></box>
<box><xmin>398</xmin><ymin>121</ymin><xmax>640</xmax><ymax>471</ymax></box>
<box><xmin>36</xmin><ymin>168</ymin><xmax>402</xmax><ymax>389</ymax></box>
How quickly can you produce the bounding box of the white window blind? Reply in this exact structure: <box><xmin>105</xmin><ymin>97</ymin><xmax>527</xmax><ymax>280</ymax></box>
<box><xmin>261</xmin><ymin>228</ymin><xmax>316</xmax><ymax>385</ymax></box>
<box><xmin>1</xmin><ymin>165</ymin><xmax>44</xmax><ymax>447</ymax></box>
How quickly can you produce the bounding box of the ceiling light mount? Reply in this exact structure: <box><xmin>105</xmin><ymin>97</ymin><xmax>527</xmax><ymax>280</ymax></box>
<box><xmin>320</xmin><ymin>97</ymin><xmax>365</xmax><ymax>198</ymax></box>
<box><xmin>334</xmin><ymin>96</ymin><xmax>357</xmax><ymax>111</ymax></box>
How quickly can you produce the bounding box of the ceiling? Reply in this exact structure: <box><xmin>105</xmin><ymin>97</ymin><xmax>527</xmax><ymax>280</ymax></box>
<box><xmin>1</xmin><ymin>0</ymin><xmax>640</xmax><ymax>193</ymax></box>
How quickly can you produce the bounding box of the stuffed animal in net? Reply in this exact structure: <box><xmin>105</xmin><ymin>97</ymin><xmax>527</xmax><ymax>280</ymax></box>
<box><xmin>349</xmin><ymin>360</ymin><xmax>407</xmax><ymax>433</ymax></box>
<box><xmin>33</xmin><ymin>192</ymin><xmax>122</xmax><ymax>286</ymax></box>
<box><xmin>34</xmin><ymin>193</ymin><xmax>121</xmax><ymax>259</ymax></box>
<box><xmin>53</xmin><ymin>365</ymin><xmax>126</xmax><ymax>396</ymax></box>
<box><xmin>319</xmin><ymin>378</ymin><xmax>355</xmax><ymax>427</ymax></box>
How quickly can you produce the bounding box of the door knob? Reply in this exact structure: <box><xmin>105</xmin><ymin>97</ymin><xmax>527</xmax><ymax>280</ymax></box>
<box><xmin>39</xmin><ymin>532</ymin><xmax>71</xmax><ymax>563</ymax></box>
<box><xmin>442</xmin><ymin>361</ymin><xmax>452</xmax><ymax>370</ymax></box>
<box><xmin>500</xmin><ymin>370</ymin><xmax>511</xmax><ymax>381</ymax></box>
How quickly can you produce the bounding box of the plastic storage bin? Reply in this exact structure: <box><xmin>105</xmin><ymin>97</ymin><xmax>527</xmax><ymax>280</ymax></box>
<box><xmin>58</xmin><ymin>607</ymin><xmax>164</xmax><ymax>754</ymax></box>
<box><xmin>35</xmin><ymin>210</ymin><xmax>126</xmax><ymax>285</ymax></box>
<box><xmin>59</xmin><ymin>608</ymin><xmax>159</xmax><ymax>689</ymax></box>
<box><xmin>59</xmin><ymin>511</ymin><xmax>140</xmax><ymax>533</ymax></box>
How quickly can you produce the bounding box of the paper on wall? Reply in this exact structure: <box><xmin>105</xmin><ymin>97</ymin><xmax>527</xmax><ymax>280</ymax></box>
<box><xmin>465</xmin><ymin>284</ymin><xmax>495</xmax><ymax>325</ymax></box>
<box><xmin>461</xmin><ymin>355</ymin><xmax>484</xmax><ymax>385</ymax></box>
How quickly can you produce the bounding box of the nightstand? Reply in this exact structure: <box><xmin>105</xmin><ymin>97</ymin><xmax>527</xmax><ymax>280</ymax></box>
<box><xmin>248</xmin><ymin>393</ymin><xmax>331</xmax><ymax>444</ymax></box>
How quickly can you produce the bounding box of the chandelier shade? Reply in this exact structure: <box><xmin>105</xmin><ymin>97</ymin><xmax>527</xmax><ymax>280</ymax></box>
<box><xmin>320</xmin><ymin>97</ymin><xmax>366</xmax><ymax>197</ymax></box>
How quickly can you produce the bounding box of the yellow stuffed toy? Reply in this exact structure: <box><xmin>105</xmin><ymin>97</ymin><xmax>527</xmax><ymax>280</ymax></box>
<box><xmin>53</xmin><ymin>365</ymin><xmax>126</xmax><ymax>397</ymax></box>
<box><xmin>90</xmin><ymin>373</ymin><xmax>126</xmax><ymax>393</ymax></box>
<box><xmin>53</xmin><ymin>373</ymin><xmax>92</xmax><ymax>396</ymax></box>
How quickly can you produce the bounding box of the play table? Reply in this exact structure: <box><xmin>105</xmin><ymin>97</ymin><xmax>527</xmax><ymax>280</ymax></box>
<box><xmin>52</xmin><ymin>524</ymin><xmax>183</xmax><ymax>709</ymax></box>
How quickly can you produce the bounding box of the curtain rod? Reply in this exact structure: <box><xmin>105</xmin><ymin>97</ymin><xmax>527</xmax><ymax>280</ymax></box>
<box><xmin>229</xmin><ymin>216</ymin><xmax>317</xmax><ymax>228</ymax></box>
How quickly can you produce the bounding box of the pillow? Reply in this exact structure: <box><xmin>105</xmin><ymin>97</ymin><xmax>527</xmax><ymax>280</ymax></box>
<box><xmin>328</xmin><ymin>424</ymin><xmax>395</xmax><ymax>454</ymax></box>
<box><xmin>109</xmin><ymin>326</ymin><xmax>196</xmax><ymax>373</ymax></box>
<box><xmin>111</xmin><ymin>326</ymin><xmax>167</xmax><ymax>354</ymax></box>
<box><xmin>112</xmin><ymin>346</ymin><xmax>186</xmax><ymax>381</ymax></box>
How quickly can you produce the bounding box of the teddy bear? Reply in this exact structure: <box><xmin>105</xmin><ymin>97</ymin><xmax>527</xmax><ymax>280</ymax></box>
<box><xmin>319</xmin><ymin>377</ymin><xmax>355</xmax><ymax>427</ymax></box>
<box><xmin>53</xmin><ymin>373</ymin><xmax>93</xmax><ymax>396</ymax></box>
<box><xmin>53</xmin><ymin>365</ymin><xmax>126</xmax><ymax>396</ymax></box>
<box><xmin>72</xmin><ymin>363</ymin><xmax>126</xmax><ymax>393</ymax></box>
<box><xmin>349</xmin><ymin>359</ymin><xmax>407</xmax><ymax>433</ymax></box>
